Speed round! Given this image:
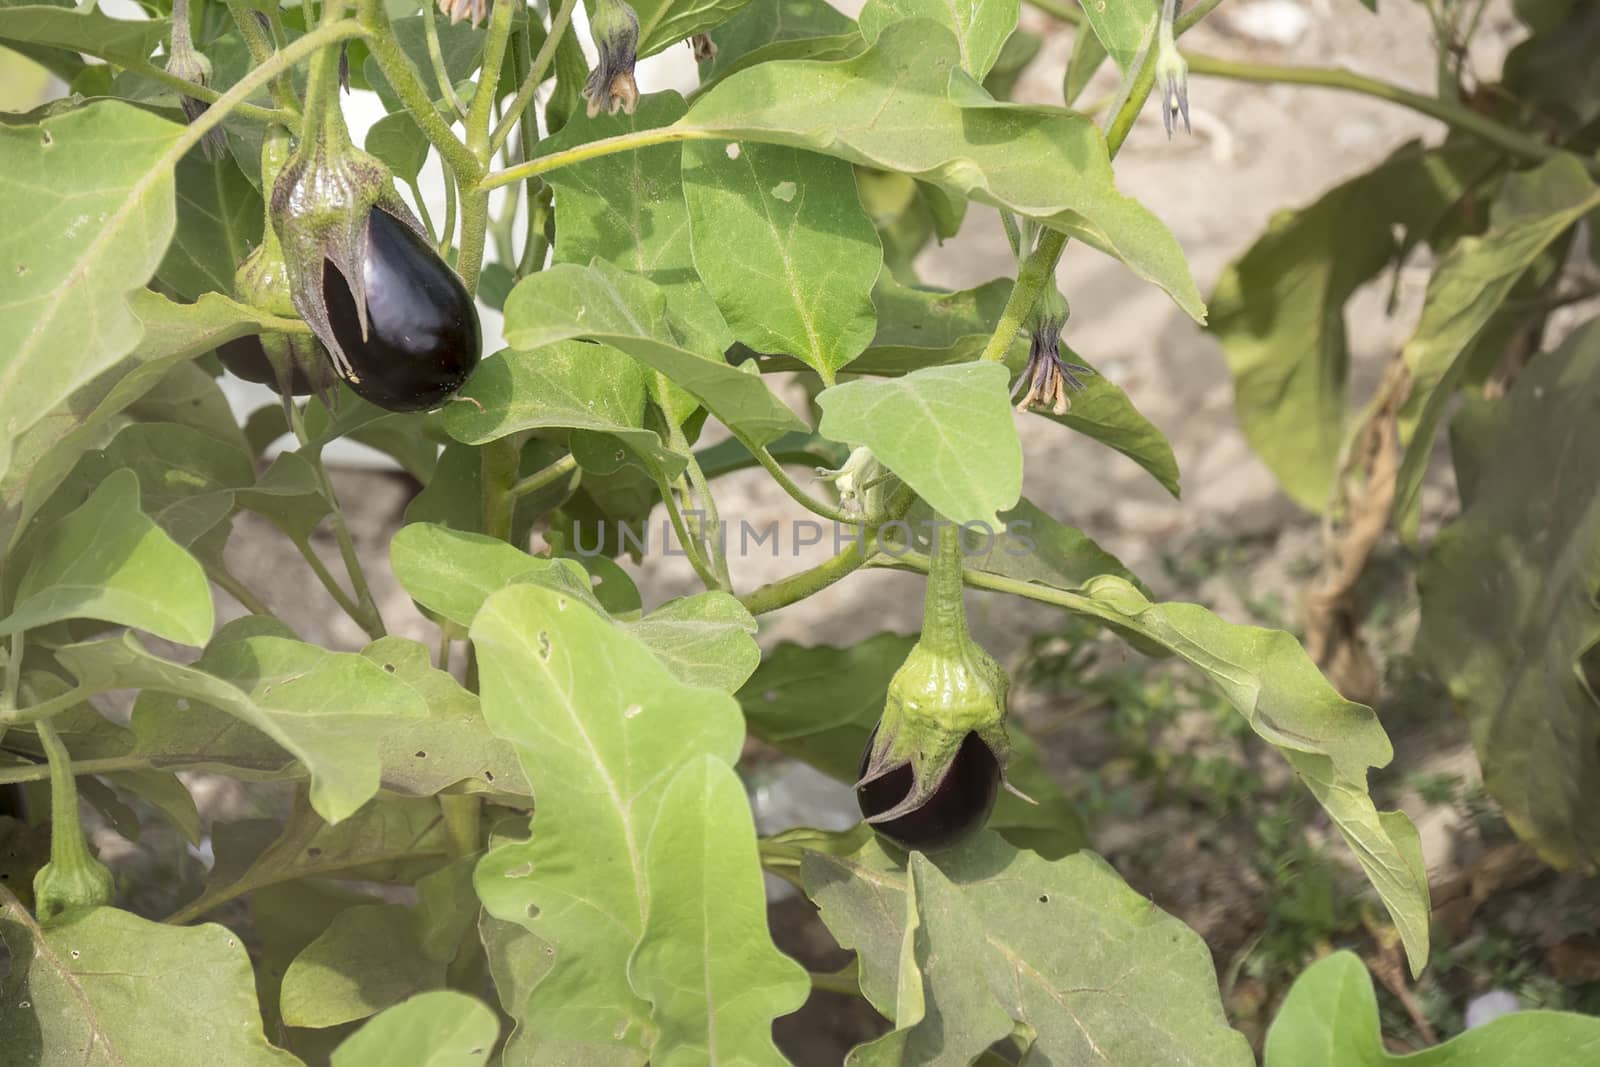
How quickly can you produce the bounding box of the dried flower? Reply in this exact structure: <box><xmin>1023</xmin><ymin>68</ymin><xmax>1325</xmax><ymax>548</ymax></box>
<box><xmin>584</xmin><ymin>0</ymin><xmax>640</xmax><ymax>117</ymax></box>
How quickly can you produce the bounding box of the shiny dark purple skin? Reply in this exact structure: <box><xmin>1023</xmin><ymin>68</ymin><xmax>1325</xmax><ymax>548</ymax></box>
<box><xmin>215</xmin><ymin>335</ymin><xmax>316</xmax><ymax>396</ymax></box>
<box><xmin>323</xmin><ymin>207</ymin><xmax>481</xmax><ymax>412</ymax></box>
<box><xmin>856</xmin><ymin>729</ymin><xmax>1000</xmax><ymax>851</ymax></box>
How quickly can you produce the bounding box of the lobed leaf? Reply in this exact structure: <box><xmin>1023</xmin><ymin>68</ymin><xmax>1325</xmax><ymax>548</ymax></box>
<box><xmin>803</xmin><ymin>834</ymin><xmax>1253</xmax><ymax>1065</ymax></box>
<box><xmin>678</xmin><ymin>19</ymin><xmax>1205</xmax><ymax>321</ymax></box>
<box><xmin>0</xmin><ymin>887</ymin><xmax>299</xmax><ymax>1066</ymax></box>
<box><xmin>469</xmin><ymin>583</ymin><xmax>746</xmax><ymax>1061</ymax></box>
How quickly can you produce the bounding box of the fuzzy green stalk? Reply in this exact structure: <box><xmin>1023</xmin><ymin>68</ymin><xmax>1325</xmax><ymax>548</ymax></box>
<box><xmin>33</xmin><ymin>721</ymin><xmax>115</xmax><ymax>923</ymax></box>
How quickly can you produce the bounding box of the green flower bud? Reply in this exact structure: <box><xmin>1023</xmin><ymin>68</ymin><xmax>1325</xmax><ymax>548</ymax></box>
<box><xmin>815</xmin><ymin>446</ymin><xmax>898</xmax><ymax>521</ymax></box>
<box><xmin>856</xmin><ymin>522</ymin><xmax>1031</xmax><ymax>850</ymax></box>
<box><xmin>32</xmin><ymin>723</ymin><xmax>113</xmax><ymax>925</ymax></box>
<box><xmin>584</xmin><ymin>0</ymin><xmax>640</xmax><ymax>118</ymax></box>
<box><xmin>163</xmin><ymin>0</ymin><xmax>222</xmax><ymax>161</ymax></box>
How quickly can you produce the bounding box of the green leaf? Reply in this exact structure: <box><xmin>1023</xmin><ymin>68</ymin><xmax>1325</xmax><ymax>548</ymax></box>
<box><xmin>1072</xmin><ymin>0</ymin><xmax>1155</xmax><ymax>75</ymax></box>
<box><xmin>619</xmin><ymin>592</ymin><xmax>760</xmax><ymax>693</ymax></box>
<box><xmin>468</xmin><ymin>583</ymin><xmax>745</xmax><ymax>1060</ymax></box>
<box><xmin>444</xmin><ymin>341</ymin><xmax>684</xmax><ymax>477</ymax></box>
<box><xmin>1</xmin><ymin>469</ymin><xmax>213</xmax><ymax>645</ymax></box>
<box><xmin>1063</xmin><ymin>21</ymin><xmax>1110</xmax><ymax>105</ymax></box>
<box><xmin>0</xmin><ymin>889</ymin><xmax>300</xmax><ymax>1066</ymax></box>
<box><xmin>817</xmin><ymin>362</ymin><xmax>1022</xmax><ymax>529</ymax></box>
<box><xmin>911</xmin><ymin>496</ymin><xmax>1146</xmax><ymax>595</ymax></box>
<box><xmin>1210</xmin><ymin>142</ymin><xmax>1495</xmax><ymax>511</ymax></box>
<box><xmin>365</xmin><ymin>111</ymin><xmax>431</xmax><ymax>184</ymax></box>
<box><xmin>360</xmin><ymin>636</ymin><xmax>530</xmax><ymax>799</ymax></box>
<box><xmin>1059</xmin><ymin>574</ymin><xmax>1430</xmax><ymax>975</ymax></box>
<box><xmin>0</xmin><ymin>5</ymin><xmax>167</xmax><ymax>66</ymax></box>
<box><xmin>633</xmin><ymin>0</ymin><xmax>753</xmax><ymax>56</ymax></box>
<box><xmin>1394</xmin><ymin>154</ymin><xmax>1600</xmax><ymax>525</ymax></box>
<box><xmin>1038</xmin><ymin>348</ymin><xmax>1180</xmax><ymax>497</ymax></box>
<box><xmin>701</xmin><ymin>0</ymin><xmax>854</xmax><ymax>80</ymax></box>
<box><xmin>281</xmin><ymin>903</ymin><xmax>445</xmax><ymax>1028</ymax></box>
<box><xmin>0</xmin><ymin>290</ymin><xmax>280</xmax><ymax>556</ymax></box>
<box><xmin>191</xmin><ymin>794</ymin><xmax>455</xmax><ymax>918</ymax></box>
<box><xmin>501</xmin><ymin>261</ymin><xmax>806</xmax><ymax>445</ymax></box>
<box><xmin>391</xmin><ymin>523</ymin><xmax>599</xmax><ymax>630</ymax></box>
<box><xmin>156</xmin><ymin>150</ymin><xmax>263</xmax><ymax>302</ymax></box>
<box><xmin>479</xmin><ymin>911</ymin><xmax>557</xmax><ymax>1065</ymax></box>
<box><xmin>332</xmin><ymin>991</ymin><xmax>500</xmax><ymax>1067</ymax></box>
<box><xmin>1264</xmin><ymin>951</ymin><xmax>1600</xmax><ymax>1066</ymax></box>
<box><xmin>1416</xmin><ymin>316</ymin><xmax>1600</xmax><ymax>871</ymax></box>
<box><xmin>683</xmin><ymin>140</ymin><xmax>883</xmax><ymax>384</ymax></box>
<box><xmin>849</xmin><ymin>275</ymin><xmax>1015</xmax><ymax>374</ymax></box>
<box><xmin>630</xmin><ymin>756</ymin><xmax>809</xmax><ymax>1063</ymax></box>
<box><xmin>0</xmin><ymin>100</ymin><xmax>185</xmax><ymax>484</ymax></box>
<box><xmin>738</xmin><ymin>635</ymin><xmax>1087</xmax><ymax>857</ymax></box>
<box><xmin>679</xmin><ymin>19</ymin><xmax>1204</xmax><ymax>321</ymax></box>
<box><xmin>54</xmin><ymin>626</ymin><xmax>428</xmax><ymax>824</ymax></box>
<box><xmin>803</xmin><ymin>835</ymin><xmax>1253</xmax><ymax>1065</ymax></box>
<box><xmin>859</xmin><ymin>0</ymin><xmax>1017</xmax><ymax>80</ymax></box>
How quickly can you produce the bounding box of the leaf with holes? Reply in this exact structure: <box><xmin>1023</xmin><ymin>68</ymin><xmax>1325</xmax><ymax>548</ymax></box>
<box><xmin>469</xmin><ymin>583</ymin><xmax>745</xmax><ymax>1061</ymax></box>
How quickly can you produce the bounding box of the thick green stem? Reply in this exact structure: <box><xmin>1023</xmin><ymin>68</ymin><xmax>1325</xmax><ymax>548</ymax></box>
<box><xmin>358</xmin><ymin>0</ymin><xmax>480</xmax><ymax>183</ymax></box>
<box><xmin>223</xmin><ymin>0</ymin><xmax>302</xmax><ymax>113</ymax></box>
<box><xmin>738</xmin><ymin>528</ymin><xmax>875</xmax><ymax>615</ymax></box>
<box><xmin>439</xmin><ymin>794</ymin><xmax>482</xmax><ymax>856</ymax></box>
<box><xmin>297</xmin><ymin>0</ymin><xmax>351</xmax><ymax>147</ymax></box>
<box><xmin>490</xmin><ymin>0</ymin><xmax>579</xmax><ymax>155</ymax></box>
<box><xmin>132</xmin><ymin>61</ymin><xmax>293</xmax><ymax>126</ymax></box>
<box><xmin>467</xmin><ymin>0</ymin><xmax>517</xmax><ymax>161</ymax></box>
<box><xmin>423</xmin><ymin>0</ymin><xmax>469</xmax><ymax>117</ymax></box>
<box><xmin>917</xmin><ymin>519</ymin><xmax>970</xmax><ymax>658</ymax></box>
<box><xmin>481</xmin><ymin>436</ymin><xmax>522</xmax><ymax>542</ymax></box>
<box><xmin>1183</xmin><ymin>53</ymin><xmax>1595</xmax><ymax>177</ymax></box>
<box><xmin>457</xmin><ymin>187</ymin><xmax>491</xmax><ymax>293</ymax></box>
<box><xmin>507</xmin><ymin>452</ymin><xmax>578</xmax><ymax>500</ymax></box>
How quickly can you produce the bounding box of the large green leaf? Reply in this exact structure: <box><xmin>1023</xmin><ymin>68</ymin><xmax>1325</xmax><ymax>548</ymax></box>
<box><xmin>1393</xmin><ymin>154</ymin><xmax>1600</xmax><ymax>527</ymax></box>
<box><xmin>0</xmin><ymin>100</ymin><xmax>185</xmax><ymax>484</ymax></box>
<box><xmin>155</xmin><ymin>150</ymin><xmax>262</xmax><ymax>302</ymax></box>
<box><xmin>1416</xmin><ymin>316</ymin><xmax>1600</xmax><ymax>871</ymax></box>
<box><xmin>468</xmin><ymin>583</ymin><xmax>746</xmax><ymax>1062</ymax></box>
<box><xmin>803</xmin><ymin>835</ymin><xmax>1252</xmax><ymax>1065</ymax></box>
<box><xmin>0</xmin><ymin>469</ymin><xmax>213</xmax><ymax>644</ymax></box>
<box><xmin>0</xmin><ymin>889</ymin><xmax>299</xmax><ymax>1066</ymax></box>
<box><xmin>501</xmin><ymin>261</ymin><xmax>806</xmax><ymax>446</ymax></box>
<box><xmin>360</xmin><ymin>637</ymin><xmax>530</xmax><ymax>799</ymax></box>
<box><xmin>621</xmin><ymin>591</ymin><xmax>760</xmax><ymax>693</ymax></box>
<box><xmin>629</xmin><ymin>756</ymin><xmax>809</xmax><ymax>1064</ymax></box>
<box><xmin>858</xmin><ymin>0</ymin><xmax>1017</xmax><ymax>81</ymax></box>
<box><xmin>683</xmin><ymin>141</ymin><xmax>882</xmax><ymax>384</ymax></box>
<box><xmin>331</xmin><ymin>991</ymin><xmax>500</xmax><ymax>1067</ymax></box>
<box><xmin>53</xmin><ymin>625</ymin><xmax>428</xmax><ymax>824</ymax></box>
<box><xmin>1072</xmin><ymin>0</ymin><xmax>1154</xmax><ymax>75</ymax></box>
<box><xmin>0</xmin><ymin>5</ymin><xmax>167</xmax><ymax>65</ymax></box>
<box><xmin>678</xmin><ymin>19</ymin><xmax>1204</xmax><ymax>321</ymax></box>
<box><xmin>738</xmin><ymin>634</ymin><xmax>1088</xmax><ymax>858</ymax></box>
<box><xmin>1210</xmin><ymin>142</ymin><xmax>1493</xmax><ymax>511</ymax></box>
<box><xmin>443</xmin><ymin>341</ymin><xmax>683</xmax><ymax>478</ymax></box>
<box><xmin>1050</xmin><ymin>574</ymin><xmax>1430</xmax><ymax>975</ymax></box>
<box><xmin>1264</xmin><ymin>951</ymin><xmax>1600</xmax><ymax>1066</ymax></box>
<box><xmin>700</xmin><ymin>0</ymin><xmax>854</xmax><ymax>80</ymax></box>
<box><xmin>817</xmin><ymin>362</ymin><xmax>1022</xmax><ymax>529</ymax></box>
<box><xmin>0</xmin><ymin>290</ymin><xmax>283</xmax><ymax>557</ymax></box>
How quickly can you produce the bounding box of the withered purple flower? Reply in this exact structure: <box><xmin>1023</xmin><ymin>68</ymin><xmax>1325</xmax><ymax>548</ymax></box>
<box><xmin>585</xmin><ymin>0</ymin><xmax>640</xmax><ymax>117</ymax></box>
<box><xmin>1013</xmin><ymin>285</ymin><xmax>1094</xmax><ymax>416</ymax></box>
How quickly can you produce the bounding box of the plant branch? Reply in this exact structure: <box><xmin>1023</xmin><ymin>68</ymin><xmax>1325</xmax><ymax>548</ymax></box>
<box><xmin>357</xmin><ymin>0</ymin><xmax>480</xmax><ymax>184</ymax></box>
<box><xmin>423</xmin><ymin>0</ymin><xmax>469</xmax><ymax>118</ymax></box>
<box><xmin>222</xmin><ymin>0</ymin><xmax>301</xmax><ymax>114</ymax></box>
<box><xmin>657</xmin><ymin>473</ymin><xmax>724</xmax><ymax>591</ymax></box>
<box><xmin>491</xmin><ymin>0</ymin><xmax>578</xmax><ymax>156</ymax></box>
<box><xmin>467</xmin><ymin>0</ymin><xmax>517</xmax><ymax>161</ymax></box>
<box><xmin>735</xmin><ymin>432</ymin><xmax>860</xmax><ymax>525</ymax></box>
<box><xmin>507</xmin><ymin>452</ymin><xmax>579</xmax><ymax>500</ymax></box>
<box><xmin>481</xmin><ymin>127</ymin><xmax>719</xmax><ymax>190</ymax></box>
<box><xmin>128</xmin><ymin>61</ymin><xmax>293</xmax><ymax>126</ymax></box>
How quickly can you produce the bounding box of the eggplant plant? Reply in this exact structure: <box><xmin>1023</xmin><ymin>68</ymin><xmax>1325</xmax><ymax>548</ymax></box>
<box><xmin>0</xmin><ymin>0</ymin><xmax>1596</xmax><ymax>1063</ymax></box>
